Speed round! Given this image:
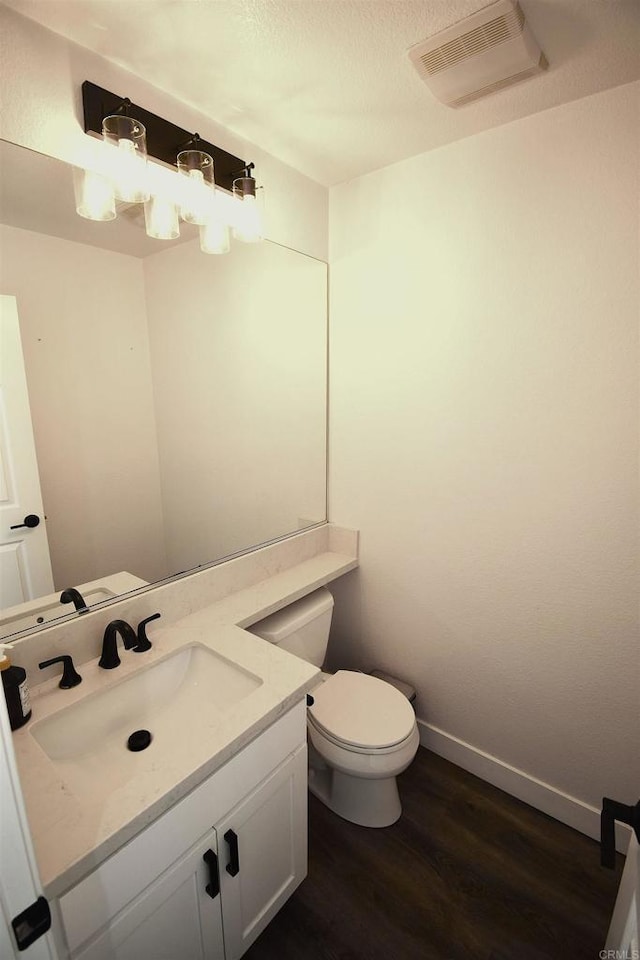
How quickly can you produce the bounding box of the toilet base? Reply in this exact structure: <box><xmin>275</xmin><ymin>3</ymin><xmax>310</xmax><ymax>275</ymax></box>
<box><xmin>308</xmin><ymin>743</ymin><xmax>402</xmax><ymax>828</ymax></box>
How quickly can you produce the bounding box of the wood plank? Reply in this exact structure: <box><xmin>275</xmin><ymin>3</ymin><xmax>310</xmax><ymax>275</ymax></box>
<box><xmin>245</xmin><ymin>747</ymin><xmax>623</xmax><ymax>959</ymax></box>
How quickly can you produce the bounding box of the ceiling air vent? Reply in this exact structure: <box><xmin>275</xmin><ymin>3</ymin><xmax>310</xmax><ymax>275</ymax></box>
<box><xmin>408</xmin><ymin>0</ymin><xmax>547</xmax><ymax>108</ymax></box>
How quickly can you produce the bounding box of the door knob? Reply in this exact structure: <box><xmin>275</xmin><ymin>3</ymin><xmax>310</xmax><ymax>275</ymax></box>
<box><xmin>10</xmin><ymin>514</ymin><xmax>40</xmax><ymax>530</ymax></box>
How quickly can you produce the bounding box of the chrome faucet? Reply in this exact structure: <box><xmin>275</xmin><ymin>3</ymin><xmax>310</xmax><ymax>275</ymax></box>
<box><xmin>99</xmin><ymin>620</ymin><xmax>138</xmax><ymax>670</ymax></box>
<box><xmin>60</xmin><ymin>587</ymin><xmax>89</xmax><ymax>615</ymax></box>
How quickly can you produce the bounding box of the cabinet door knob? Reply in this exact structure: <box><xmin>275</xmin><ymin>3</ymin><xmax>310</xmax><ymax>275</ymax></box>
<box><xmin>224</xmin><ymin>830</ymin><xmax>240</xmax><ymax>877</ymax></box>
<box><xmin>202</xmin><ymin>849</ymin><xmax>220</xmax><ymax>899</ymax></box>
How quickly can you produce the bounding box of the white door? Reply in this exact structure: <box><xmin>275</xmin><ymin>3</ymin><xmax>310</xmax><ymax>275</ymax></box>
<box><xmin>0</xmin><ymin>693</ymin><xmax>59</xmax><ymax>959</ymax></box>
<box><xmin>606</xmin><ymin>832</ymin><xmax>640</xmax><ymax>958</ymax></box>
<box><xmin>0</xmin><ymin>295</ymin><xmax>54</xmax><ymax>608</ymax></box>
<box><xmin>217</xmin><ymin>746</ymin><xmax>308</xmax><ymax>959</ymax></box>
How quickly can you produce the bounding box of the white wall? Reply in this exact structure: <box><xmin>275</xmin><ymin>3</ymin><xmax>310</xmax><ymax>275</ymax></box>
<box><xmin>328</xmin><ymin>82</ymin><xmax>640</xmax><ymax>817</ymax></box>
<box><xmin>143</xmin><ymin>237</ymin><xmax>327</xmax><ymax>570</ymax></box>
<box><xmin>0</xmin><ymin>224</ymin><xmax>168</xmax><ymax>587</ymax></box>
<box><xmin>0</xmin><ymin>4</ymin><xmax>328</xmax><ymax>261</ymax></box>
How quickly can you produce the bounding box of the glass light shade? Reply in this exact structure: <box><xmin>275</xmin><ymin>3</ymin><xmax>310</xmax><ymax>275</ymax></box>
<box><xmin>199</xmin><ymin>218</ymin><xmax>230</xmax><ymax>255</ymax></box>
<box><xmin>233</xmin><ymin>193</ymin><xmax>263</xmax><ymax>243</ymax></box>
<box><xmin>177</xmin><ymin>150</ymin><xmax>215</xmax><ymax>225</ymax></box>
<box><xmin>232</xmin><ymin>175</ymin><xmax>263</xmax><ymax>243</ymax></box>
<box><xmin>144</xmin><ymin>194</ymin><xmax>180</xmax><ymax>240</ymax></box>
<box><xmin>74</xmin><ymin>167</ymin><xmax>116</xmax><ymax>221</ymax></box>
<box><xmin>102</xmin><ymin>114</ymin><xmax>149</xmax><ymax>203</ymax></box>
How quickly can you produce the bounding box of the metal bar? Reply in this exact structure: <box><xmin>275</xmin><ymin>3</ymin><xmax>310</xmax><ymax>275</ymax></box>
<box><xmin>81</xmin><ymin>80</ymin><xmax>247</xmax><ymax>192</ymax></box>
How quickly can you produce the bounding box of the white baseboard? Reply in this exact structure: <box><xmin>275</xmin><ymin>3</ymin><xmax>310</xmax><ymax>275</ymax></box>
<box><xmin>417</xmin><ymin>718</ymin><xmax>631</xmax><ymax>855</ymax></box>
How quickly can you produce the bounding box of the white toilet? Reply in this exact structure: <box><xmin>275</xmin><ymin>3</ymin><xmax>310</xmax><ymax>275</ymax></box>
<box><xmin>248</xmin><ymin>587</ymin><xmax>420</xmax><ymax>828</ymax></box>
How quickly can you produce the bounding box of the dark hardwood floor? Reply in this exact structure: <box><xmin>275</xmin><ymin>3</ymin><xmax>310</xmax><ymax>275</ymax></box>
<box><xmin>245</xmin><ymin>747</ymin><xmax>623</xmax><ymax>960</ymax></box>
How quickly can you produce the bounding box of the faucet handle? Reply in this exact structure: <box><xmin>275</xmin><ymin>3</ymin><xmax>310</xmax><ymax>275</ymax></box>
<box><xmin>39</xmin><ymin>655</ymin><xmax>82</xmax><ymax>688</ymax></box>
<box><xmin>134</xmin><ymin>613</ymin><xmax>161</xmax><ymax>653</ymax></box>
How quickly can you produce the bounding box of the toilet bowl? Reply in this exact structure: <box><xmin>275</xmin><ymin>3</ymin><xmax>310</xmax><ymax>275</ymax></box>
<box><xmin>307</xmin><ymin>670</ymin><xmax>419</xmax><ymax>827</ymax></box>
<box><xmin>248</xmin><ymin>589</ymin><xmax>419</xmax><ymax>828</ymax></box>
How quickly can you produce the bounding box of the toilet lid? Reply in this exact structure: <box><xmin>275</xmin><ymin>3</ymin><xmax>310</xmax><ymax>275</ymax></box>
<box><xmin>308</xmin><ymin>671</ymin><xmax>415</xmax><ymax>750</ymax></box>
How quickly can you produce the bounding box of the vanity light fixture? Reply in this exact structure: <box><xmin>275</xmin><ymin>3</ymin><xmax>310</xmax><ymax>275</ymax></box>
<box><xmin>76</xmin><ymin>81</ymin><xmax>264</xmax><ymax>253</ymax></box>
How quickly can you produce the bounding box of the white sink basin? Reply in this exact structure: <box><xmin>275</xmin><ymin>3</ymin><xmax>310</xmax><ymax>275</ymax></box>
<box><xmin>31</xmin><ymin>644</ymin><xmax>262</xmax><ymax>779</ymax></box>
<box><xmin>1</xmin><ymin>588</ymin><xmax>116</xmax><ymax>635</ymax></box>
<box><xmin>1</xmin><ymin>573</ymin><xmax>149</xmax><ymax>638</ymax></box>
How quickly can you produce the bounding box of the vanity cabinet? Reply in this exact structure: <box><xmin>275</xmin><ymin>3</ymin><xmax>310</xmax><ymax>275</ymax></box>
<box><xmin>216</xmin><ymin>750</ymin><xmax>307</xmax><ymax>959</ymax></box>
<box><xmin>56</xmin><ymin>702</ymin><xmax>307</xmax><ymax>960</ymax></box>
<box><xmin>70</xmin><ymin>828</ymin><xmax>224</xmax><ymax>960</ymax></box>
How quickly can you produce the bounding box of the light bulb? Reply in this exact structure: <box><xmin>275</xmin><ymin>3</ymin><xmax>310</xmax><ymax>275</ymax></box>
<box><xmin>102</xmin><ymin>116</ymin><xmax>149</xmax><ymax>203</ymax></box>
<box><xmin>180</xmin><ymin>168</ymin><xmax>211</xmax><ymax>225</ymax></box>
<box><xmin>112</xmin><ymin>137</ymin><xmax>149</xmax><ymax>203</ymax></box>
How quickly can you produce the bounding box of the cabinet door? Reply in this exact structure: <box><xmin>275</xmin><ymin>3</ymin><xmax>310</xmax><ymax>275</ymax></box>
<box><xmin>217</xmin><ymin>745</ymin><xmax>307</xmax><ymax>960</ymax></box>
<box><xmin>71</xmin><ymin>829</ymin><xmax>224</xmax><ymax>960</ymax></box>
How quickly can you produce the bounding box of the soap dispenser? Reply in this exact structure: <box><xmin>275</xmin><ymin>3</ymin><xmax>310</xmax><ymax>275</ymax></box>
<box><xmin>0</xmin><ymin>644</ymin><xmax>31</xmax><ymax>730</ymax></box>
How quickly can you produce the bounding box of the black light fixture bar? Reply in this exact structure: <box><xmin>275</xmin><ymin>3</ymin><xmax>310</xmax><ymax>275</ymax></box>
<box><xmin>81</xmin><ymin>80</ymin><xmax>247</xmax><ymax>193</ymax></box>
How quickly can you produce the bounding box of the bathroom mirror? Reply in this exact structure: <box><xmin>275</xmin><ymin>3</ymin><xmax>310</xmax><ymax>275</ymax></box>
<box><xmin>0</xmin><ymin>140</ymin><xmax>327</xmax><ymax>641</ymax></box>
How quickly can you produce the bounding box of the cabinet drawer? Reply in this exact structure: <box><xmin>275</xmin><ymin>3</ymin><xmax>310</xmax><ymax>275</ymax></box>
<box><xmin>59</xmin><ymin>701</ymin><xmax>306</xmax><ymax>955</ymax></box>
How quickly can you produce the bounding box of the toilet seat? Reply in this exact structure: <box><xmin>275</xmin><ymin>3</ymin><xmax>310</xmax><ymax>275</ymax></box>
<box><xmin>308</xmin><ymin>714</ymin><xmax>416</xmax><ymax>756</ymax></box>
<box><xmin>307</xmin><ymin>670</ymin><xmax>416</xmax><ymax>752</ymax></box>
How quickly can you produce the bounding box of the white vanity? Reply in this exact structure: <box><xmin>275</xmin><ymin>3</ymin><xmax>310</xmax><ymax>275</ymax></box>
<box><xmin>56</xmin><ymin>703</ymin><xmax>308</xmax><ymax>960</ymax></box>
<box><xmin>9</xmin><ymin>524</ymin><xmax>358</xmax><ymax>960</ymax></box>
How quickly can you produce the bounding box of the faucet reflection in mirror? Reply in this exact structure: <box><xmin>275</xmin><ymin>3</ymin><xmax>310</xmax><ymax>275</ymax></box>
<box><xmin>74</xmin><ymin>81</ymin><xmax>262</xmax><ymax>256</ymax></box>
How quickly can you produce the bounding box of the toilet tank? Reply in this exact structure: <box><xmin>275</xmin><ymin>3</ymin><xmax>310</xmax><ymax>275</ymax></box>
<box><xmin>247</xmin><ymin>587</ymin><xmax>334</xmax><ymax>667</ymax></box>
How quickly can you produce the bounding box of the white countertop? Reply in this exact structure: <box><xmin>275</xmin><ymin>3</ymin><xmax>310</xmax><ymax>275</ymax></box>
<box><xmin>12</xmin><ymin>546</ymin><xmax>357</xmax><ymax>898</ymax></box>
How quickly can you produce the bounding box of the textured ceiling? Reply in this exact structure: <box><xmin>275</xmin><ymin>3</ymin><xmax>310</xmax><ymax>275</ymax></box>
<box><xmin>4</xmin><ymin>0</ymin><xmax>640</xmax><ymax>185</ymax></box>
